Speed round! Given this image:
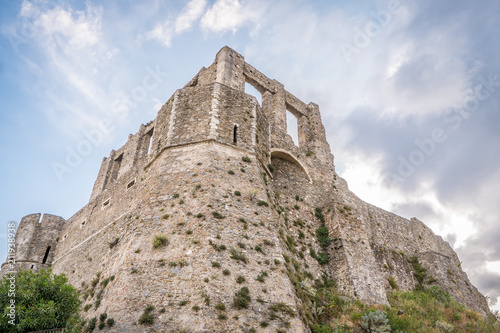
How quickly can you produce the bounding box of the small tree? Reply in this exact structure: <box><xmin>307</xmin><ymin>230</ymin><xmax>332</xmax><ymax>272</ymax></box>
<box><xmin>0</xmin><ymin>268</ymin><xmax>81</xmax><ymax>332</ymax></box>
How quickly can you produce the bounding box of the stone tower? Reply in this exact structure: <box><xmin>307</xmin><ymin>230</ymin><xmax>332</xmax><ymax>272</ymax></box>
<box><xmin>1</xmin><ymin>47</ymin><xmax>489</xmax><ymax>332</ymax></box>
<box><xmin>0</xmin><ymin>213</ymin><xmax>65</xmax><ymax>276</ymax></box>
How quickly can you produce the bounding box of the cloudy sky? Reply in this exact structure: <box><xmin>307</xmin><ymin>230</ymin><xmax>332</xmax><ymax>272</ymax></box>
<box><xmin>0</xmin><ymin>0</ymin><xmax>499</xmax><ymax>311</ymax></box>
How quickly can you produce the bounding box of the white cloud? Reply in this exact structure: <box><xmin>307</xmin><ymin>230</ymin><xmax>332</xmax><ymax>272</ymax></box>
<box><xmin>175</xmin><ymin>0</ymin><xmax>207</xmax><ymax>33</ymax></box>
<box><xmin>9</xmin><ymin>1</ymin><xmax>122</xmax><ymax>136</ymax></box>
<box><xmin>147</xmin><ymin>20</ymin><xmax>174</xmax><ymax>47</ymax></box>
<box><xmin>200</xmin><ymin>0</ymin><xmax>261</xmax><ymax>34</ymax></box>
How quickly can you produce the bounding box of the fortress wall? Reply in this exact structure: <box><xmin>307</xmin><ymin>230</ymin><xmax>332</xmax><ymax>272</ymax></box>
<box><xmin>53</xmin><ymin>141</ymin><xmax>313</xmax><ymax>332</ymax></box>
<box><xmin>254</xmin><ymin>100</ymin><xmax>271</xmax><ymax>168</ymax></box>
<box><xmin>331</xmin><ymin>178</ymin><xmax>489</xmax><ymax>314</ymax></box>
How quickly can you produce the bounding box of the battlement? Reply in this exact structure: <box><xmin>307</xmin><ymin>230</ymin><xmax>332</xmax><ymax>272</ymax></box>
<box><xmin>89</xmin><ymin>46</ymin><xmax>334</xmax><ymax>203</ymax></box>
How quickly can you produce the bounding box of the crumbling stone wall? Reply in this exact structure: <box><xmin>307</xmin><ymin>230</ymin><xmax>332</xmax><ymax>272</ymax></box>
<box><xmin>1</xmin><ymin>46</ymin><xmax>490</xmax><ymax>332</ymax></box>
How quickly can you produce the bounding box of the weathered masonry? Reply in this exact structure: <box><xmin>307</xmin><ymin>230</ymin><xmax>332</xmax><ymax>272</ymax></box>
<box><xmin>1</xmin><ymin>47</ymin><xmax>489</xmax><ymax>332</ymax></box>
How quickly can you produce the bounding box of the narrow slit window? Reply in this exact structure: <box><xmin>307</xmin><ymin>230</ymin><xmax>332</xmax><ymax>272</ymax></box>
<box><xmin>42</xmin><ymin>246</ymin><xmax>51</xmax><ymax>264</ymax></box>
<box><xmin>80</xmin><ymin>221</ymin><xmax>86</xmax><ymax>228</ymax></box>
<box><xmin>103</xmin><ymin>199</ymin><xmax>110</xmax><ymax>208</ymax></box>
<box><xmin>30</xmin><ymin>264</ymin><xmax>34</xmax><ymax>269</ymax></box>
<box><xmin>127</xmin><ymin>179</ymin><xmax>136</xmax><ymax>189</ymax></box>
<box><xmin>233</xmin><ymin>125</ymin><xmax>238</xmax><ymax>144</ymax></box>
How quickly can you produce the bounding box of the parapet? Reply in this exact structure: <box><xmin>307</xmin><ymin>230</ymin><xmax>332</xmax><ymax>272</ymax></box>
<box><xmin>88</xmin><ymin>46</ymin><xmax>334</xmax><ymax>204</ymax></box>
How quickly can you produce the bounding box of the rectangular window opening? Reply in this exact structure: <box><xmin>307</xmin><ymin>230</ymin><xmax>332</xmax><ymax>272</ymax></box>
<box><xmin>127</xmin><ymin>179</ymin><xmax>136</xmax><ymax>189</ymax></box>
<box><xmin>245</xmin><ymin>82</ymin><xmax>262</xmax><ymax>106</ymax></box>
<box><xmin>80</xmin><ymin>221</ymin><xmax>86</xmax><ymax>228</ymax></box>
<box><xmin>30</xmin><ymin>264</ymin><xmax>34</xmax><ymax>269</ymax></box>
<box><xmin>42</xmin><ymin>246</ymin><xmax>51</xmax><ymax>264</ymax></box>
<box><xmin>286</xmin><ymin>109</ymin><xmax>299</xmax><ymax>147</ymax></box>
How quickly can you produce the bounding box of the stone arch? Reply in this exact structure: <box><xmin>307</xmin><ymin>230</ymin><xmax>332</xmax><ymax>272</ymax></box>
<box><xmin>270</xmin><ymin>148</ymin><xmax>312</xmax><ymax>183</ymax></box>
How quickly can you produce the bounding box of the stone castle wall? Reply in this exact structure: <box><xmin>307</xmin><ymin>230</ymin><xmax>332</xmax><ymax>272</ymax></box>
<box><xmin>1</xmin><ymin>46</ymin><xmax>490</xmax><ymax>332</ymax></box>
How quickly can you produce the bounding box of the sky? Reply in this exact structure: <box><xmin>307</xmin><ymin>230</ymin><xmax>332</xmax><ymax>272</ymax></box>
<box><xmin>0</xmin><ymin>0</ymin><xmax>499</xmax><ymax>311</ymax></box>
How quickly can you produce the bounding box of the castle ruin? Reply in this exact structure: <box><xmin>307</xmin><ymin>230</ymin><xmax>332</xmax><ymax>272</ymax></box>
<box><xmin>1</xmin><ymin>46</ymin><xmax>489</xmax><ymax>332</ymax></box>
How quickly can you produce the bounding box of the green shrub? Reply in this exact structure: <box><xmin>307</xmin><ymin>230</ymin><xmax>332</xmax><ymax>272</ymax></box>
<box><xmin>212</xmin><ymin>211</ymin><xmax>225</xmax><ymax>219</ymax></box>
<box><xmin>388</xmin><ymin>277</ymin><xmax>398</xmax><ymax>290</ymax></box>
<box><xmin>106</xmin><ymin>318</ymin><xmax>115</xmax><ymax>327</ymax></box>
<box><xmin>223</xmin><ymin>269</ymin><xmax>230</xmax><ymax>276</ymax></box>
<box><xmin>162</xmin><ymin>214</ymin><xmax>170</xmax><ymax>219</ymax></box>
<box><xmin>99</xmin><ymin>313</ymin><xmax>107</xmax><ymax>322</ymax></box>
<box><xmin>152</xmin><ymin>234</ymin><xmax>168</xmax><ymax>248</ymax></box>
<box><xmin>216</xmin><ymin>303</ymin><xmax>226</xmax><ymax>311</ymax></box>
<box><xmin>230</xmin><ymin>248</ymin><xmax>248</xmax><ymax>263</ymax></box>
<box><xmin>255</xmin><ymin>245</ymin><xmax>265</xmax><ymax>254</ymax></box>
<box><xmin>228</xmin><ymin>170</ymin><xmax>235</xmax><ymax>175</ymax></box>
<box><xmin>410</xmin><ymin>256</ymin><xmax>427</xmax><ymax>287</ymax></box>
<box><xmin>312</xmin><ymin>324</ymin><xmax>332</xmax><ymax>333</ymax></box>
<box><xmin>316</xmin><ymin>225</ymin><xmax>331</xmax><ymax>248</ymax></box>
<box><xmin>108</xmin><ymin>237</ymin><xmax>120</xmax><ymax>249</ymax></box>
<box><xmin>361</xmin><ymin>310</ymin><xmax>391</xmax><ymax>333</ymax></box>
<box><xmin>211</xmin><ymin>262</ymin><xmax>221</xmax><ymax>268</ymax></box>
<box><xmin>314</xmin><ymin>207</ymin><xmax>325</xmax><ymax>223</ymax></box>
<box><xmin>192</xmin><ymin>305</ymin><xmax>200</xmax><ymax>312</ymax></box>
<box><xmin>234</xmin><ymin>287</ymin><xmax>251</xmax><ymax>309</ymax></box>
<box><xmin>138</xmin><ymin>305</ymin><xmax>155</xmax><ymax>325</ymax></box>
<box><xmin>236</xmin><ymin>275</ymin><xmax>246</xmax><ymax>284</ymax></box>
<box><xmin>88</xmin><ymin>317</ymin><xmax>97</xmax><ymax>331</ymax></box>
<box><xmin>268</xmin><ymin>163</ymin><xmax>275</xmax><ymax>173</ymax></box>
<box><xmin>257</xmin><ymin>200</ymin><xmax>268</xmax><ymax>206</ymax></box>
<box><xmin>315</xmin><ymin>251</ymin><xmax>329</xmax><ymax>265</ymax></box>
<box><xmin>242</xmin><ymin>156</ymin><xmax>252</xmax><ymax>163</ymax></box>
<box><xmin>256</xmin><ymin>271</ymin><xmax>268</xmax><ymax>283</ymax></box>
<box><xmin>0</xmin><ymin>269</ymin><xmax>81</xmax><ymax>333</ymax></box>
<box><xmin>234</xmin><ymin>191</ymin><xmax>241</xmax><ymax>196</ymax></box>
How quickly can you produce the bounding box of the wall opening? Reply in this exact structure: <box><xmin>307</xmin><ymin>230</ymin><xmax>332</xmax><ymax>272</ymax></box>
<box><xmin>102</xmin><ymin>198</ymin><xmax>110</xmax><ymax>208</ymax></box>
<box><xmin>233</xmin><ymin>125</ymin><xmax>238</xmax><ymax>144</ymax></box>
<box><xmin>42</xmin><ymin>246</ymin><xmax>51</xmax><ymax>264</ymax></box>
<box><xmin>109</xmin><ymin>153</ymin><xmax>123</xmax><ymax>183</ymax></box>
<box><xmin>30</xmin><ymin>264</ymin><xmax>34</xmax><ymax>269</ymax></box>
<box><xmin>286</xmin><ymin>110</ymin><xmax>299</xmax><ymax>147</ymax></box>
<box><xmin>145</xmin><ymin>128</ymin><xmax>154</xmax><ymax>155</ymax></box>
<box><xmin>245</xmin><ymin>82</ymin><xmax>262</xmax><ymax>106</ymax></box>
<box><xmin>127</xmin><ymin>179</ymin><xmax>136</xmax><ymax>189</ymax></box>
<box><xmin>80</xmin><ymin>221</ymin><xmax>86</xmax><ymax>228</ymax></box>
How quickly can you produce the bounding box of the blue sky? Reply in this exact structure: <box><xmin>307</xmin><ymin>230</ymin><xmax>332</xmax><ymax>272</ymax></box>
<box><xmin>1</xmin><ymin>0</ymin><xmax>499</xmax><ymax>310</ymax></box>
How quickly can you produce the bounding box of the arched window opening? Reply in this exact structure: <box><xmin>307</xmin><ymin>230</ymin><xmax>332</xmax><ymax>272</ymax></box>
<box><xmin>233</xmin><ymin>125</ymin><xmax>238</xmax><ymax>144</ymax></box>
<box><xmin>42</xmin><ymin>246</ymin><xmax>51</xmax><ymax>264</ymax></box>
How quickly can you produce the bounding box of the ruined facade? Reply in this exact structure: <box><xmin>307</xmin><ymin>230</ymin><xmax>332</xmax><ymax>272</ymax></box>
<box><xmin>1</xmin><ymin>47</ymin><xmax>489</xmax><ymax>332</ymax></box>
